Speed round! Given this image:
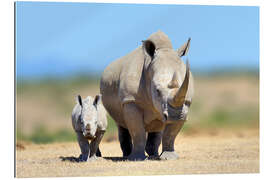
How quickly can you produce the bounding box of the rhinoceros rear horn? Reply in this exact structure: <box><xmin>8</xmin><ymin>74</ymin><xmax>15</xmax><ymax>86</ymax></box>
<box><xmin>142</xmin><ymin>40</ymin><xmax>156</xmax><ymax>58</ymax></box>
<box><xmin>172</xmin><ymin>60</ymin><xmax>190</xmax><ymax>107</ymax></box>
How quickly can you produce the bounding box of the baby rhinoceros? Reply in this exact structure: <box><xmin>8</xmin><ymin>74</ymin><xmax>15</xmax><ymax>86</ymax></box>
<box><xmin>71</xmin><ymin>94</ymin><xmax>107</xmax><ymax>162</ymax></box>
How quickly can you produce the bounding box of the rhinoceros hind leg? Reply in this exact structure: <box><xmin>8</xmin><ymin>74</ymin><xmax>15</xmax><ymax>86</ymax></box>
<box><xmin>96</xmin><ymin>147</ymin><xmax>101</xmax><ymax>157</ymax></box>
<box><xmin>118</xmin><ymin>126</ymin><xmax>132</xmax><ymax>157</ymax></box>
<box><xmin>145</xmin><ymin>132</ymin><xmax>162</xmax><ymax>158</ymax></box>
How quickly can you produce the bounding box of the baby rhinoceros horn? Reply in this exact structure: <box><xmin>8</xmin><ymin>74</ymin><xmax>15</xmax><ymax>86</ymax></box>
<box><xmin>170</xmin><ymin>60</ymin><xmax>190</xmax><ymax>107</ymax></box>
<box><xmin>85</xmin><ymin>124</ymin><xmax>91</xmax><ymax>132</ymax></box>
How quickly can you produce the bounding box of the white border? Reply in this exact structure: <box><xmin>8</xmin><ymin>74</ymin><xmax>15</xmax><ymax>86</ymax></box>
<box><xmin>1</xmin><ymin>0</ymin><xmax>268</xmax><ymax>179</ymax></box>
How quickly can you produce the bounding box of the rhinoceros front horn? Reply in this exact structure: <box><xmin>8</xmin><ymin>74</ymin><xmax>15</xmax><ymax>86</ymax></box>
<box><xmin>171</xmin><ymin>60</ymin><xmax>190</xmax><ymax>107</ymax></box>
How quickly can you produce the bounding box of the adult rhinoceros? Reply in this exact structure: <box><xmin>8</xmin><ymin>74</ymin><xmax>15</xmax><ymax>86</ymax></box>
<box><xmin>100</xmin><ymin>31</ymin><xmax>194</xmax><ymax>160</ymax></box>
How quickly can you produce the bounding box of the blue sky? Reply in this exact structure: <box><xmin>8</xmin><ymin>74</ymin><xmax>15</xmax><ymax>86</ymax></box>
<box><xmin>16</xmin><ymin>2</ymin><xmax>259</xmax><ymax>79</ymax></box>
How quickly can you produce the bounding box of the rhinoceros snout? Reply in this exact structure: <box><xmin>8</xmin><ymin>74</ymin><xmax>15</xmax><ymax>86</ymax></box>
<box><xmin>84</xmin><ymin>133</ymin><xmax>96</xmax><ymax>140</ymax></box>
<box><xmin>83</xmin><ymin>124</ymin><xmax>96</xmax><ymax>139</ymax></box>
<box><xmin>85</xmin><ymin>124</ymin><xmax>91</xmax><ymax>131</ymax></box>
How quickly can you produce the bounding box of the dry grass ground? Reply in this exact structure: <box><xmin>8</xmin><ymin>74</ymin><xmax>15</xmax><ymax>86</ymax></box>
<box><xmin>16</xmin><ymin>128</ymin><xmax>259</xmax><ymax>177</ymax></box>
<box><xmin>16</xmin><ymin>75</ymin><xmax>259</xmax><ymax>139</ymax></box>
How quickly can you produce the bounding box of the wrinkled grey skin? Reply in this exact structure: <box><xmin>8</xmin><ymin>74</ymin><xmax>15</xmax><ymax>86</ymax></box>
<box><xmin>100</xmin><ymin>31</ymin><xmax>194</xmax><ymax>161</ymax></box>
<box><xmin>71</xmin><ymin>94</ymin><xmax>107</xmax><ymax>162</ymax></box>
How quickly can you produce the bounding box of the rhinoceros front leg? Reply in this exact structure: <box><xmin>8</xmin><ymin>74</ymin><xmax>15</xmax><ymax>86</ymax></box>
<box><xmin>96</xmin><ymin>147</ymin><xmax>101</xmax><ymax>157</ymax></box>
<box><xmin>118</xmin><ymin>125</ymin><xmax>132</xmax><ymax>157</ymax></box>
<box><xmin>145</xmin><ymin>132</ymin><xmax>162</xmax><ymax>158</ymax></box>
<box><xmin>89</xmin><ymin>130</ymin><xmax>105</xmax><ymax>161</ymax></box>
<box><xmin>160</xmin><ymin>121</ymin><xmax>185</xmax><ymax>160</ymax></box>
<box><xmin>123</xmin><ymin>103</ymin><xmax>146</xmax><ymax>161</ymax></box>
<box><xmin>76</xmin><ymin>132</ymin><xmax>90</xmax><ymax>162</ymax></box>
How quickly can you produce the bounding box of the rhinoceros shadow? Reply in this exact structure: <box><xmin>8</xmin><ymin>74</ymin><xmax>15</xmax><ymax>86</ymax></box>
<box><xmin>59</xmin><ymin>156</ymin><xmax>160</xmax><ymax>162</ymax></box>
<box><xmin>59</xmin><ymin>156</ymin><xmax>80</xmax><ymax>162</ymax></box>
<box><xmin>104</xmin><ymin>156</ymin><xmax>161</xmax><ymax>161</ymax></box>
<box><xmin>59</xmin><ymin>156</ymin><xmax>128</xmax><ymax>162</ymax></box>
<box><xmin>103</xmin><ymin>157</ymin><xmax>128</xmax><ymax>162</ymax></box>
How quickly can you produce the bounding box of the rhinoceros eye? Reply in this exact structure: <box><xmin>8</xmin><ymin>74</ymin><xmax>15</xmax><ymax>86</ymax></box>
<box><xmin>156</xmin><ymin>89</ymin><xmax>161</xmax><ymax>97</ymax></box>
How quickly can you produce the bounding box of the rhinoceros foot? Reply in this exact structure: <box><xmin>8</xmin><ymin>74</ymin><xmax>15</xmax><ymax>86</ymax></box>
<box><xmin>78</xmin><ymin>154</ymin><xmax>89</xmax><ymax>162</ymax></box>
<box><xmin>127</xmin><ymin>153</ymin><xmax>147</xmax><ymax>161</ymax></box>
<box><xmin>146</xmin><ymin>155</ymin><xmax>161</xmax><ymax>160</ymax></box>
<box><xmin>160</xmin><ymin>151</ymin><xmax>179</xmax><ymax>160</ymax></box>
<box><xmin>88</xmin><ymin>155</ymin><xmax>99</xmax><ymax>162</ymax></box>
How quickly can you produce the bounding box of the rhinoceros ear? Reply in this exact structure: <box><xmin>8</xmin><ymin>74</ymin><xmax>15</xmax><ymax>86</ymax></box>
<box><xmin>142</xmin><ymin>40</ymin><xmax>156</xmax><ymax>59</ymax></box>
<box><xmin>93</xmin><ymin>94</ymin><xmax>102</xmax><ymax>107</ymax></box>
<box><xmin>177</xmin><ymin>38</ymin><xmax>191</xmax><ymax>57</ymax></box>
<box><xmin>77</xmin><ymin>95</ymin><xmax>83</xmax><ymax>107</ymax></box>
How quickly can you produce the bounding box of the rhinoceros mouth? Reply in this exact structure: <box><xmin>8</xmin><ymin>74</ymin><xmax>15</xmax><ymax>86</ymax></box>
<box><xmin>83</xmin><ymin>133</ymin><xmax>96</xmax><ymax>140</ymax></box>
<box><xmin>84</xmin><ymin>135</ymin><xmax>96</xmax><ymax>140</ymax></box>
<box><xmin>167</xmin><ymin>103</ymin><xmax>186</xmax><ymax>121</ymax></box>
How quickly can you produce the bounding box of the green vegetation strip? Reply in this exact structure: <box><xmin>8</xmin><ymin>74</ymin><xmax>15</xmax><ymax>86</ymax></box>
<box><xmin>17</xmin><ymin>115</ymin><xmax>117</xmax><ymax>144</ymax></box>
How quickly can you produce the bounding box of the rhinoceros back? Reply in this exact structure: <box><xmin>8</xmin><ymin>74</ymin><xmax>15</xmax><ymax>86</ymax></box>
<box><xmin>100</xmin><ymin>47</ymin><xmax>145</xmax><ymax>127</ymax></box>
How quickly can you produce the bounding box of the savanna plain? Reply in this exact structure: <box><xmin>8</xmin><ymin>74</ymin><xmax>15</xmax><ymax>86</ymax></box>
<box><xmin>16</xmin><ymin>72</ymin><xmax>259</xmax><ymax>177</ymax></box>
